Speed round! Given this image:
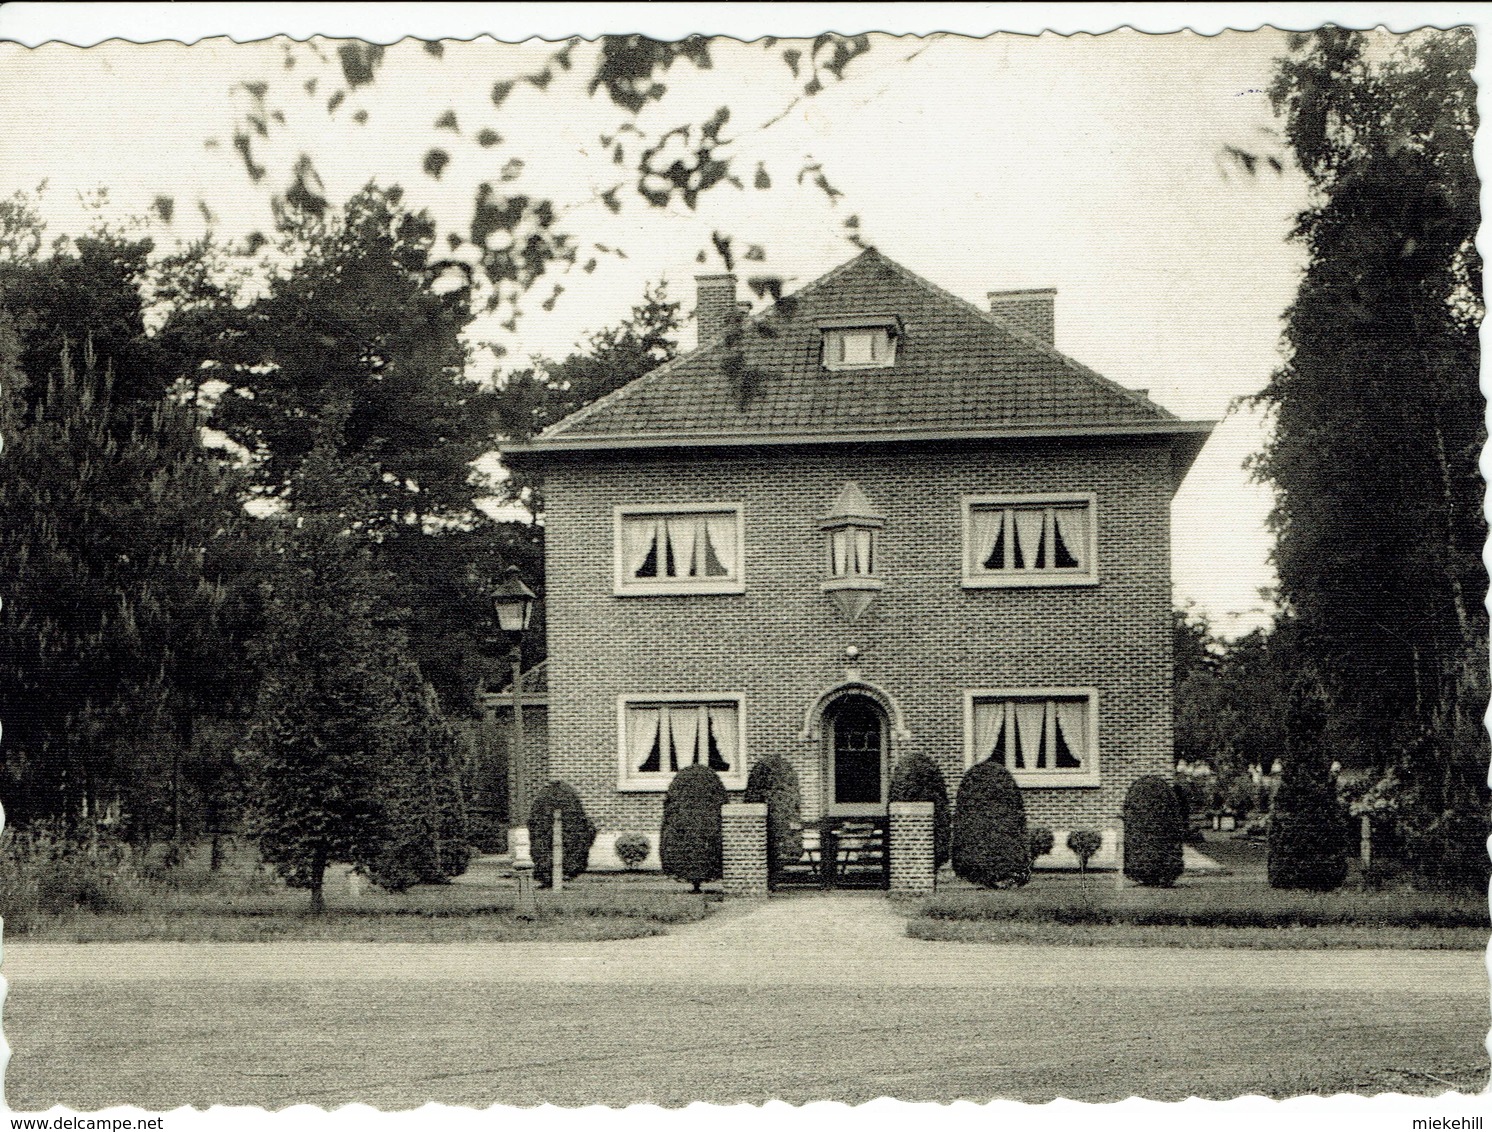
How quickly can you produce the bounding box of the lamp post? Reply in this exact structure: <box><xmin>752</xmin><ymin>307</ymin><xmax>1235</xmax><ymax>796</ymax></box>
<box><xmin>493</xmin><ymin>566</ymin><xmax>537</xmax><ymax>916</ymax></box>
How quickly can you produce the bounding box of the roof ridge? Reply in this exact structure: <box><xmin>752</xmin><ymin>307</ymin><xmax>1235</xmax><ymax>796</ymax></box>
<box><xmin>540</xmin><ymin>246</ymin><xmax>881</xmax><ymax>440</ymax></box>
<box><xmin>867</xmin><ymin>254</ymin><xmax>1176</xmax><ymax>421</ymax></box>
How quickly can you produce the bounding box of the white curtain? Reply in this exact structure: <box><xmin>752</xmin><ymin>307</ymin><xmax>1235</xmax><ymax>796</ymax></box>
<box><xmin>970</xmin><ymin>509</ymin><xmax>1003</xmax><ymax>571</ymax></box>
<box><xmin>1053</xmin><ymin>507</ymin><xmax>1088</xmax><ymax>569</ymax></box>
<box><xmin>1014</xmin><ymin>701</ymin><xmax>1047</xmax><ymax>769</ymax></box>
<box><xmin>704</xmin><ymin>514</ymin><xmax>736</xmax><ymax>578</ymax></box>
<box><xmin>624</xmin><ymin>517</ymin><xmax>659</xmax><ymax>578</ymax></box>
<box><xmin>1055</xmin><ymin>700</ymin><xmax>1087</xmax><ymax>767</ymax></box>
<box><xmin>667</xmin><ymin>705</ymin><xmax>700</xmax><ymax>771</ymax></box>
<box><xmin>973</xmin><ymin>701</ymin><xmax>1006</xmax><ymax>763</ymax></box>
<box><xmin>708</xmin><ymin>705</ymin><xmax>738</xmax><ymax>772</ymax></box>
<box><xmin>665</xmin><ymin>516</ymin><xmax>699</xmax><ymax>579</ymax></box>
<box><xmin>852</xmin><ymin>528</ymin><xmax>873</xmax><ymax>574</ymax></box>
<box><xmin>628</xmin><ymin>707</ymin><xmax>662</xmax><ymax>773</ymax></box>
<box><xmin>830</xmin><ymin>528</ymin><xmax>850</xmax><ymax>576</ymax></box>
<box><xmin>1013</xmin><ymin>508</ymin><xmax>1045</xmax><ymax>570</ymax></box>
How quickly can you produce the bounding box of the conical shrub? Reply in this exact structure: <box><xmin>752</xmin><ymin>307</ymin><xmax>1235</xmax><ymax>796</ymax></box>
<box><xmin>743</xmin><ymin>755</ymin><xmax>802</xmax><ymax>881</ymax></box>
<box><xmin>528</xmin><ymin>780</ymin><xmax>596</xmax><ymax>887</ymax></box>
<box><xmin>660</xmin><ymin>763</ymin><xmax>726</xmax><ymax>892</ymax></box>
<box><xmin>1123</xmin><ymin>775</ymin><xmax>1185</xmax><ymax>887</ymax></box>
<box><xmin>889</xmin><ymin>752</ymin><xmax>952</xmax><ymax>869</ymax></box>
<box><xmin>951</xmin><ymin>760</ymin><xmax>1030</xmax><ymax>888</ymax></box>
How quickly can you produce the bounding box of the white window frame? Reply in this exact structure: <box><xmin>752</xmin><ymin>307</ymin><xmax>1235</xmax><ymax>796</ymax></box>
<box><xmin>961</xmin><ymin>492</ymin><xmax>1098</xmax><ymax>588</ymax></box>
<box><xmin>617</xmin><ymin>693</ymin><xmax>748</xmax><ymax>792</ymax></box>
<box><xmin>821</xmin><ymin>327</ymin><xmax>898</xmax><ymax>371</ymax></box>
<box><xmin>613</xmin><ymin>503</ymin><xmax>746</xmax><ymax>596</ymax></box>
<box><xmin>963</xmin><ymin>686</ymin><xmax>1100</xmax><ymax>788</ymax></box>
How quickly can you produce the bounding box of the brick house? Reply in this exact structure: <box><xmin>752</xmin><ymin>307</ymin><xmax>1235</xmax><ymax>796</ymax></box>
<box><xmin>502</xmin><ymin>248</ymin><xmax>1214</xmax><ymax>875</ymax></box>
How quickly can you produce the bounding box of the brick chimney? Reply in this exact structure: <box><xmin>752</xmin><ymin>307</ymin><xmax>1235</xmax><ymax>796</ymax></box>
<box><xmin>696</xmin><ymin>274</ymin><xmax>739</xmax><ymax>344</ymax></box>
<box><xmin>987</xmin><ymin>288</ymin><xmax>1056</xmax><ymax>345</ymax></box>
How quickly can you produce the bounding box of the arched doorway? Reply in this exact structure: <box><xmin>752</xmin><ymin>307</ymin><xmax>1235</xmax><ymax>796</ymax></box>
<box><xmin>823</xmin><ymin>693</ymin><xmax>889</xmax><ymax>817</ymax></box>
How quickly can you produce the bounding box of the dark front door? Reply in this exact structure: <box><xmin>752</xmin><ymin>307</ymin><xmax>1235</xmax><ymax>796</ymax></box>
<box><xmin>826</xmin><ymin>694</ymin><xmax>887</xmax><ymax>816</ymax></box>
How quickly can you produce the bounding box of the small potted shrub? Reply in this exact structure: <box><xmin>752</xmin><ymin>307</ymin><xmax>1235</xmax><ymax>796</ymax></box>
<box><xmin>1027</xmin><ymin>826</ymin><xmax>1055</xmax><ymax>862</ymax></box>
<box><xmin>950</xmin><ymin>761</ymin><xmax>1030</xmax><ymax>888</ymax></box>
<box><xmin>614</xmin><ymin>832</ymin><xmax>651</xmax><ymax>870</ymax></box>
<box><xmin>660</xmin><ymin>763</ymin><xmax>726</xmax><ymax>893</ymax></box>
<box><xmin>1067</xmin><ymin>829</ymin><xmax>1102</xmax><ymax>876</ymax></box>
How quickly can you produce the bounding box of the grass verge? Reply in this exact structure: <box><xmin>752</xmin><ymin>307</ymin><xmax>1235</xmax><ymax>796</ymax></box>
<box><xmin>910</xmin><ymin>880</ymin><xmax>1488</xmax><ymax>948</ymax></box>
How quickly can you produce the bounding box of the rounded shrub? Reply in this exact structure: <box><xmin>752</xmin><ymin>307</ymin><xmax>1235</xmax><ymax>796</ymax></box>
<box><xmin>1067</xmin><ymin>829</ymin><xmax>1102</xmax><ymax>875</ymax></box>
<box><xmin>528</xmin><ymin>780</ymin><xmax>597</xmax><ymax>888</ymax></box>
<box><xmin>950</xmin><ymin>761</ymin><xmax>1030</xmax><ymax>888</ymax></box>
<box><xmin>889</xmin><ymin>753</ymin><xmax>952</xmax><ymax>869</ymax></box>
<box><xmin>1123</xmin><ymin>775</ymin><xmax>1185</xmax><ymax>887</ymax></box>
<box><xmin>1268</xmin><ymin>675</ymin><xmax>1349</xmax><ymax>891</ymax></box>
<box><xmin>659</xmin><ymin>763</ymin><xmax>726</xmax><ymax>892</ymax></box>
<box><xmin>1027</xmin><ymin>826</ymin><xmax>1055</xmax><ymax>861</ymax></box>
<box><xmin>614</xmin><ymin>832</ymin><xmax>651</xmax><ymax>870</ymax></box>
<box><xmin>743</xmin><ymin>755</ymin><xmax>802</xmax><ymax>881</ymax></box>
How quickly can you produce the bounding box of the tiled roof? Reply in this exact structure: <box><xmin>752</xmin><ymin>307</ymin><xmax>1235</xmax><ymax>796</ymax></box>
<box><xmin>518</xmin><ymin>248</ymin><xmax>1196</xmax><ymax>451</ymax></box>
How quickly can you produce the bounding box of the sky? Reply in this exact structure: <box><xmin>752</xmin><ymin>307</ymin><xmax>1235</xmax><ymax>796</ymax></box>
<box><xmin>0</xmin><ymin>12</ymin><xmax>1365</xmax><ymax>637</ymax></box>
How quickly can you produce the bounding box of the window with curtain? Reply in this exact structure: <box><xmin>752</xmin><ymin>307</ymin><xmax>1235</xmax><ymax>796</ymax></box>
<box><xmin>619</xmin><ymin>699</ymin><xmax>744</xmax><ymax>789</ymax></box>
<box><xmin>967</xmin><ymin>692</ymin><xmax>1097</xmax><ymax>785</ymax></box>
<box><xmin>616</xmin><ymin>507</ymin><xmax>742</xmax><ymax>594</ymax></box>
<box><xmin>963</xmin><ymin>496</ymin><xmax>1095</xmax><ymax>586</ymax></box>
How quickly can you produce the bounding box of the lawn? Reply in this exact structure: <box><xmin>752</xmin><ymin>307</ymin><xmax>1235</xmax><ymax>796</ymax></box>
<box><xmin>4</xmin><ymin>847</ymin><xmax>716</xmax><ymax>942</ymax></box>
<box><xmin>909</xmin><ymin>833</ymin><xmax>1489</xmax><ymax>949</ymax></box>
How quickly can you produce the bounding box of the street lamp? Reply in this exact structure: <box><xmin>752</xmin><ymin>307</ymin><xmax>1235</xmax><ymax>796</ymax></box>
<box><xmin>493</xmin><ymin>565</ymin><xmax>538</xmax><ymax>916</ymax></box>
<box><xmin>492</xmin><ymin>566</ymin><xmax>537</xmax><ymax>828</ymax></box>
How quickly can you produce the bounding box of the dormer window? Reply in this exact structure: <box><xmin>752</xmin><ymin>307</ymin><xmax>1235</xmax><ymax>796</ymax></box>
<box><xmin>819</xmin><ymin>316</ymin><xmax>901</xmax><ymax>370</ymax></box>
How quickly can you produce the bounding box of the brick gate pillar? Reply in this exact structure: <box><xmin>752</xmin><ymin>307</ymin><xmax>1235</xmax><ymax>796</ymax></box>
<box><xmin>721</xmin><ymin>802</ymin><xmax>769</xmax><ymax>897</ymax></box>
<box><xmin>888</xmin><ymin>801</ymin><xmax>936</xmax><ymax>896</ymax></box>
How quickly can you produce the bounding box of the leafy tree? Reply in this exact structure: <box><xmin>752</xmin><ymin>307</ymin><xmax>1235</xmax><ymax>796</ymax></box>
<box><xmin>1251</xmin><ymin>29</ymin><xmax>1486</xmax><ymax>867</ymax></box>
<box><xmin>1268</xmin><ymin>673</ymin><xmax>1350</xmax><ymax>891</ymax></box>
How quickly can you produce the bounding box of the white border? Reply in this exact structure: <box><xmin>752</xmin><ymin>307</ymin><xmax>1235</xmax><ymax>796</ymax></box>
<box><xmin>960</xmin><ymin>491</ymin><xmax>1099</xmax><ymax>588</ymax></box>
<box><xmin>616</xmin><ymin>691</ymin><xmax>748</xmax><ymax>792</ymax></box>
<box><xmin>962</xmin><ymin>685</ymin><xmax>1101</xmax><ymax>788</ymax></box>
<box><xmin>612</xmin><ymin>503</ymin><xmax>746</xmax><ymax>596</ymax></box>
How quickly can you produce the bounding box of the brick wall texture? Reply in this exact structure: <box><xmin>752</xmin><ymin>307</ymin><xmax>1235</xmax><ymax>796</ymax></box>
<box><xmin>541</xmin><ymin>435</ymin><xmax>1174</xmax><ymax>845</ymax></box>
<box><xmin>889</xmin><ymin>801</ymin><xmax>936</xmax><ymax>895</ymax></box>
<box><xmin>721</xmin><ymin>803</ymin><xmax>769</xmax><ymax>896</ymax></box>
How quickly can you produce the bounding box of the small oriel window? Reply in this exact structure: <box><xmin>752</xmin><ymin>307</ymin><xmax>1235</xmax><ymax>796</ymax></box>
<box><xmin>820</xmin><ymin>317</ymin><xmax>901</xmax><ymax>370</ymax></box>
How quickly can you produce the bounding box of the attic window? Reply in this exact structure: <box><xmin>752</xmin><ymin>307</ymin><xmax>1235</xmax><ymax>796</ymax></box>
<box><xmin>820</xmin><ymin>316</ymin><xmax>900</xmax><ymax>370</ymax></box>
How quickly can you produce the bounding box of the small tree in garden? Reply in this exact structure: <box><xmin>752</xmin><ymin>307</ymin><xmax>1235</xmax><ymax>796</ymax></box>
<box><xmin>1268</xmin><ymin>673</ymin><xmax>1350</xmax><ymax>891</ymax></box>
<box><xmin>889</xmin><ymin>753</ymin><xmax>952</xmax><ymax>870</ymax></box>
<box><xmin>660</xmin><ymin>763</ymin><xmax>726</xmax><ymax>893</ymax></box>
<box><xmin>951</xmin><ymin>761</ymin><xmax>1030</xmax><ymax>888</ymax></box>
<box><xmin>614</xmin><ymin>832</ymin><xmax>651</xmax><ymax>870</ymax></box>
<box><xmin>743</xmin><ymin>755</ymin><xmax>802</xmax><ymax>881</ymax></box>
<box><xmin>1067</xmin><ymin>829</ymin><xmax>1102</xmax><ymax>876</ymax></box>
<box><xmin>1027</xmin><ymin>826</ymin><xmax>1055</xmax><ymax>862</ymax></box>
<box><xmin>1123</xmin><ymin>776</ymin><xmax>1185</xmax><ymax>887</ymax></box>
<box><xmin>528</xmin><ymin>781</ymin><xmax>597</xmax><ymax>887</ymax></box>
